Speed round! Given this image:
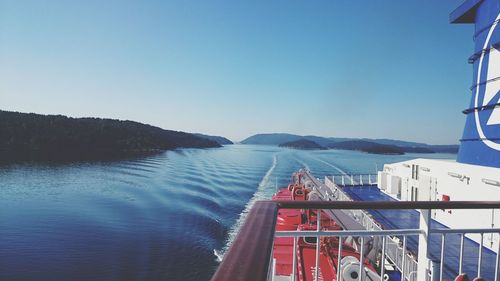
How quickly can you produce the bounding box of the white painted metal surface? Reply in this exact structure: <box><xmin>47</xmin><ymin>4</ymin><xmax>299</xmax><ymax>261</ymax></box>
<box><xmin>381</xmin><ymin>159</ymin><xmax>500</xmax><ymax>251</ymax></box>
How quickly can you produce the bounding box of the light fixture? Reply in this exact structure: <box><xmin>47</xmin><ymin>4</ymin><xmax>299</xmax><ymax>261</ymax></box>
<box><xmin>448</xmin><ymin>172</ymin><xmax>462</xmax><ymax>178</ymax></box>
<box><xmin>448</xmin><ymin>172</ymin><xmax>470</xmax><ymax>184</ymax></box>
<box><xmin>482</xmin><ymin>178</ymin><xmax>500</xmax><ymax>187</ymax></box>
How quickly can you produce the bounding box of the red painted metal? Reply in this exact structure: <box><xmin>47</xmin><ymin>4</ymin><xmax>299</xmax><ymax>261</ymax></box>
<box><xmin>211</xmin><ymin>191</ymin><xmax>500</xmax><ymax>281</ymax></box>
<box><xmin>272</xmin><ymin>182</ymin><xmax>378</xmax><ymax>280</ymax></box>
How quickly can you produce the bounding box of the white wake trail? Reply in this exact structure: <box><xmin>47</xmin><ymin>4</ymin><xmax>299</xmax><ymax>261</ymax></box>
<box><xmin>314</xmin><ymin>158</ymin><xmax>349</xmax><ymax>175</ymax></box>
<box><xmin>214</xmin><ymin>154</ymin><xmax>278</xmax><ymax>261</ymax></box>
<box><xmin>293</xmin><ymin>157</ymin><xmax>310</xmax><ymax>171</ymax></box>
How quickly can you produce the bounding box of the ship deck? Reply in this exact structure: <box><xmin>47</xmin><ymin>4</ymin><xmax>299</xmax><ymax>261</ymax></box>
<box><xmin>341</xmin><ymin>184</ymin><xmax>498</xmax><ymax>280</ymax></box>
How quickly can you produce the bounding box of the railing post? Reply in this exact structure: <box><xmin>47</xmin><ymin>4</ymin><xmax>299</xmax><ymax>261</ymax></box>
<box><xmin>401</xmin><ymin>236</ymin><xmax>407</xmax><ymax>281</ymax></box>
<box><xmin>459</xmin><ymin>234</ymin><xmax>464</xmax><ymax>274</ymax></box>
<box><xmin>381</xmin><ymin>236</ymin><xmax>386</xmax><ymax>280</ymax></box>
<box><xmin>360</xmin><ymin>236</ymin><xmax>365</xmax><ymax>281</ymax></box>
<box><xmin>417</xmin><ymin>209</ymin><xmax>432</xmax><ymax>281</ymax></box>
<box><xmin>292</xmin><ymin>237</ymin><xmax>297</xmax><ymax>281</ymax></box>
<box><xmin>495</xmin><ymin>233</ymin><xmax>500</xmax><ymax>281</ymax></box>
<box><xmin>337</xmin><ymin>236</ymin><xmax>343</xmax><ymax>281</ymax></box>
<box><xmin>315</xmin><ymin>209</ymin><xmax>321</xmax><ymax>281</ymax></box>
<box><xmin>268</xmin><ymin>258</ymin><xmax>276</xmax><ymax>280</ymax></box>
<box><xmin>478</xmin><ymin>233</ymin><xmax>484</xmax><ymax>277</ymax></box>
<box><xmin>439</xmin><ymin>234</ymin><xmax>445</xmax><ymax>281</ymax></box>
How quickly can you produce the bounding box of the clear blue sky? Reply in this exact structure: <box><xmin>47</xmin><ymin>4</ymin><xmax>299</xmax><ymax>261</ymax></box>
<box><xmin>0</xmin><ymin>0</ymin><xmax>473</xmax><ymax>144</ymax></box>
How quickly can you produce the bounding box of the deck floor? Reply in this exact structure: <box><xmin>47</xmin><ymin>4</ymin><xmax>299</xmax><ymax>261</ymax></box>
<box><xmin>341</xmin><ymin>185</ymin><xmax>498</xmax><ymax>280</ymax></box>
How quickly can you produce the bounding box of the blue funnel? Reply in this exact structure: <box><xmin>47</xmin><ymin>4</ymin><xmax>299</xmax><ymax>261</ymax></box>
<box><xmin>451</xmin><ymin>0</ymin><xmax>500</xmax><ymax>168</ymax></box>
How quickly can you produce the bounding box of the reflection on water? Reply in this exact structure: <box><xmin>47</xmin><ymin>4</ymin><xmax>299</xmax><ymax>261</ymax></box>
<box><xmin>0</xmin><ymin>145</ymin><xmax>455</xmax><ymax>281</ymax></box>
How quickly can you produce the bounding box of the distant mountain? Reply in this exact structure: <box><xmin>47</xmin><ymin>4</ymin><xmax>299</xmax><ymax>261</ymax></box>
<box><xmin>240</xmin><ymin>133</ymin><xmax>360</xmax><ymax>146</ymax></box>
<box><xmin>328</xmin><ymin>140</ymin><xmax>383</xmax><ymax>150</ymax></box>
<box><xmin>194</xmin><ymin>133</ymin><xmax>233</xmax><ymax>145</ymax></box>
<box><xmin>0</xmin><ymin>110</ymin><xmax>220</xmax><ymax>162</ymax></box>
<box><xmin>427</xmin><ymin>145</ymin><xmax>459</xmax><ymax>154</ymax></box>
<box><xmin>279</xmin><ymin>139</ymin><xmax>327</xmax><ymax>150</ymax></box>
<box><xmin>328</xmin><ymin>140</ymin><xmax>404</xmax><ymax>155</ymax></box>
<box><xmin>241</xmin><ymin>133</ymin><xmax>303</xmax><ymax>145</ymax></box>
<box><xmin>400</xmin><ymin>146</ymin><xmax>435</xmax><ymax>153</ymax></box>
<box><xmin>242</xmin><ymin>133</ymin><xmax>459</xmax><ymax>154</ymax></box>
<box><xmin>304</xmin><ymin>135</ymin><xmax>351</xmax><ymax>147</ymax></box>
<box><xmin>358</xmin><ymin>138</ymin><xmax>427</xmax><ymax>147</ymax></box>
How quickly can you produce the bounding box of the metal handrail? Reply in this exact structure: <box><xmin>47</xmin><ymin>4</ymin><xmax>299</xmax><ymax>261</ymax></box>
<box><xmin>275</xmin><ymin>200</ymin><xmax>500</xmax><ymax>210</ymax></box>
<box><xmin>275</xmin><ymin>229</ymin><xmax>424</xmax><ymax>237</ymax></box>
<box><xmin>324</xmin><ymin>174</ymin><xmax>418</xmax><ymax>276</ymax></box>
<box><xmin>210</xmin><ymin>201</ymin><xmax>278</xmax><ymax>281</ymax></box>
<box><xmin>433</xmin><ymin>228</ymin><xmax>500</xmax><ymax>234</ymax></box>
<box><xmin>328</xmin><ymin>174</ymin><xmax>379</xmax><ymax>186</ymax></box>
<box><xmin>211</xmin><ymin>200</ymin><xmax>500</xmax><ymax>281</ymax></box>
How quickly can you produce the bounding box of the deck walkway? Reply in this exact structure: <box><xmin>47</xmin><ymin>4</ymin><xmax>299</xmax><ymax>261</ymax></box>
<box><xmin>341</xmin><ymin>185</ymin><xmax>498</xmax><ymax>280</ymax></box>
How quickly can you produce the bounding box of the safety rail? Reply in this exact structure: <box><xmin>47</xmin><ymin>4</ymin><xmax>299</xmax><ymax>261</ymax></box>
<box><xmin>211</xmin><ymin>200</ymin><xmax>500</xmax><ymax>281</ymax></box>
<box><xmin>432</xmin><ymin>228</ymin><xmax>500</xmax><ymax>281</ymax></box>
<box><xmin>323</xmin><ymin>175</ymin><xmax>419</xmax><ymax>276</ymax></box>
<box><xmin>328</xmin><ymin>174</ymin><xmax>378</xmax><ymax>186</ymax></box>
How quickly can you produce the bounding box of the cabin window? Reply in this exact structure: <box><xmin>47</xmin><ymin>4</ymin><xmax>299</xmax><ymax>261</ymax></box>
<box><xmin>411</xmin><ymin>164</ymin><xmax>419</xmax><ymax>180</ymax></box>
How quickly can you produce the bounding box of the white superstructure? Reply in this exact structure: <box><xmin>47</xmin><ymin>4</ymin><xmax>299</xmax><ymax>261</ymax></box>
<box><xmin>379</xmin><ymin>159</ymin><xmax>500</xmax><ymax>251</ymax></box>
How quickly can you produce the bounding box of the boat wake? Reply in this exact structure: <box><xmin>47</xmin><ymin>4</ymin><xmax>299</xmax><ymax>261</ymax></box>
<box><xmin>313</xmin><ymin>158</ymin><xmax>348</xmax><ymax>175</ymax></box>
<box><xmin>293</xmin><ymin>157</ymin><xmax>310</xmax><ymax>171</ymax></box>
<box><xmin>213</xmin><ymin>249</ymin><xmax>224</xmax><ymax>263</ymax></box>
<box><xmin>214</xmin><ymin>153</ymin><xmax>278</xmax><ymax>262</ymax></box>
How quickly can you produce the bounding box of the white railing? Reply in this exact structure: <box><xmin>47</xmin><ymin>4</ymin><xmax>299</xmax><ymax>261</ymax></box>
<box><xmin>328</xmin><ymin>174</ymin><xmax>378</xmax><ymax>186</ymax></box>
<box><xmin>323</xmin><ymin>175</ymin><xmax>419</xmax><ymax>279</ymax></box>
<box><xmin>432</xmin><ymin>228</ymin><xmax>500</xmax><ymax>281</ymax></box>
<box><xmin>274</xmin><ymin>171</ymin><xmax>500</xmax><ymax>280</ymax></box>
<box><xmin>272</xmin><ymin>211</ymin><xmax>500</xmax><ymax>281</ymax></box>
<box><xmin>210</xmin><ymin>200</ymin><xmax>500</xmax><ymax>281</ymax></box>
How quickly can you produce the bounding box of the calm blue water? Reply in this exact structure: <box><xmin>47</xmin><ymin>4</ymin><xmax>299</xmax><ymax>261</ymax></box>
<box><xmin>0</xmin><ymin>144</ymin><xmax>455</xmax><ymax>281</ymax></box>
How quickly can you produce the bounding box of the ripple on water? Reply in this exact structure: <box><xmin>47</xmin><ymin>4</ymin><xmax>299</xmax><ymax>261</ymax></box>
<box><xmin>0</xmin><ymin>145</ymin><xmax>456</xmax><ymax>281</ymax></box>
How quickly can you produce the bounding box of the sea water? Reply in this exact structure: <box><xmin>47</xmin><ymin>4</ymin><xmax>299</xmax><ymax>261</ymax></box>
<box><xmin>0</xmin><ymin>144</ymin><xmax>455</xmax><ymax>281</ymax></box>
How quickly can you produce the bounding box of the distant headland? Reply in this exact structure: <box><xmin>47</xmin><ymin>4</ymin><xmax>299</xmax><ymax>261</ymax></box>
<box><xmin>279</xmin><ymin>139</ymin><xmax>327</xmax><ymax>150</ymax></box>
<box><xmin>0</xmin><ymin>109</ymin><xmax>459</xmax><ymax>162</ymax></box>
<box><xmin>0</xmin><ymin>110</ymin><xmax>230</xmax><ymax>162</ymax></box>
<box><xmin>242</xmin><ymin>133</ymin><xmax>458</xmax><ymax>155</ymax></box>
<box><xmin>194</xmin><ymin>133</ymin><xmax>233</xmax><ymax>145</ymax></box>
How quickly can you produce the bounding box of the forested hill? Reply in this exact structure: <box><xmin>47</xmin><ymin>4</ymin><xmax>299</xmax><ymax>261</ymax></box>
<box><xmin>0</xmin><ymin>110</ymin><xmax>220</xmax><ymax>161</ymax></box>
<box><xmin>194</xmin><ymin>133</ymin><xmax>233</xmax><ymax>145</ymax></box>
<box><xmin>279</xmin><ymin>139</ymin><xmax>327</xmax><ymax>150</ymax></box>
<box><xmin>242</xmin><ymin>133</ymin><xmax>459</xmax><ymax>154</ymax></box>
